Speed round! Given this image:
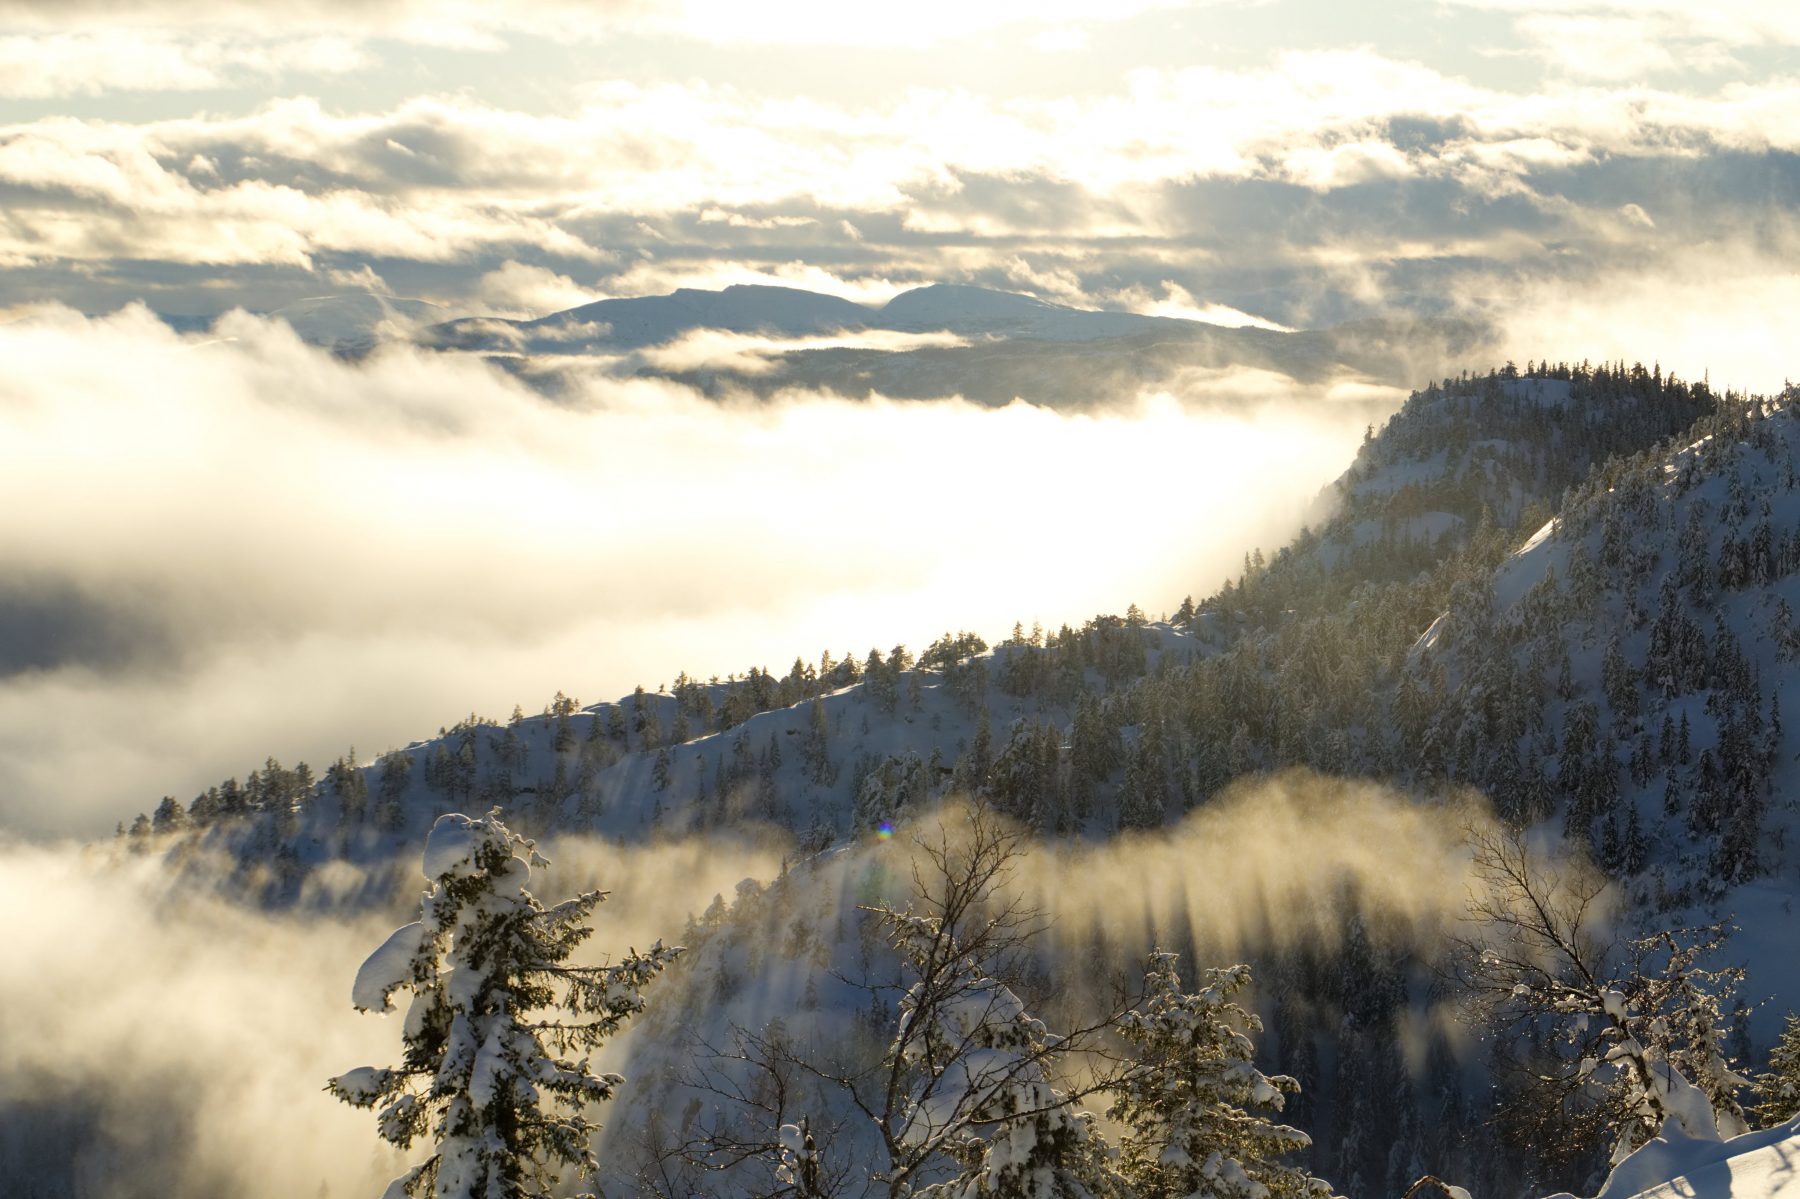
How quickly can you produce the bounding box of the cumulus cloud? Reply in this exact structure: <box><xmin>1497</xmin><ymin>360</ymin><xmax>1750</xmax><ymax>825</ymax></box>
<box><xmin>0</xmin><ymin>306</ymin><xmax>1374</xmax><ymax>838</ymax></box>
<box><xmin>6</xmin><ymin>52</ymin><xmax>1800</xmax><ymax>323</ymax></box>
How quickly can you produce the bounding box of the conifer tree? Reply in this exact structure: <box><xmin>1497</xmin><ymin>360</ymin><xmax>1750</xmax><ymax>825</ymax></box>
<box><xmin>892</xmin><ymin>950</ymin><xmax>1105</xmax><ymax>1198</ymax></box>
<box><xmin>1750</xmin><ymin>1013</ymin><xmax>1800</xmax><ymax>1127</ymax></box>
<box><xmin>151</xmin><ymin>795</ymin><xmax>186</xmax><ymax>834</ymax></box>
<box><xmin>1110</xmin><ymin>952</ymin><xmax>1331</xmax><ymax>1199</ymax></box>
<box><xmin>329</xmin><ymin>810</ymin><xmax>681</xmax><ymax>1199</ymax></box>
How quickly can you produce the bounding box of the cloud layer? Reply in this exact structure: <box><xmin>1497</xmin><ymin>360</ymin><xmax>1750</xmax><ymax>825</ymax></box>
<box><xmin>6</xmin><ymin>35</ymin><xmax>1800</xmax><ymax>351</ymax></box>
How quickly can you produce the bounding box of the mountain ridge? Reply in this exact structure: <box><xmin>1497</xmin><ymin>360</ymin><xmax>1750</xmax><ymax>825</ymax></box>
<box><xmin>427</xmin><ymin>280</ymin><xmax>1226</xmax><ymax>352</ymax></box>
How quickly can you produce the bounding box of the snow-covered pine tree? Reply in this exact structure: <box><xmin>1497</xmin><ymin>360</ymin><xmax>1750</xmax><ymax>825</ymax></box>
<box><xmin>1750</xmin><ymin>1013</ymin><xmax>1800</xmax><ymax>1127</ymax></box>
<box><xmin>328</xmin><ymin>810</ymin><xmax>682</xmax><ymax>1199</ymax></box>
<box><xmin>1109</xmin><ymin>951</ymin><xmax>1332</xmax><ymax>1199</ymax></box>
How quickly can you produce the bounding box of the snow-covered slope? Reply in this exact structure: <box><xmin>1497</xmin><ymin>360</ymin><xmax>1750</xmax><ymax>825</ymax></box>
<box><xmin>1586</xmin><ymin>1119</ymin><xmax>1800</xmax><ymax>1199</ymax></box>
<box><xmin>1411</xmin><ymin>390</ymin><xmax>1800</xmax><ymax>917</ymax></box>
<box><xmin>126</xmin><ymin>365</ymin><xmax>1741</xmax><ymax>890</ymax></box>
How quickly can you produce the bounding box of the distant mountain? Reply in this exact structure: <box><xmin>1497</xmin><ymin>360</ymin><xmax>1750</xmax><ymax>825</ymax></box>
<box><xmin>419</xmin><ymin>281</ymin><xmax>1492</xmax><ymax>408</ymax></box>
<box><xmin>877</xmin><ymin>281</ymin><xmax>1178</xmax><ymax>340</ymax></box>
<box><xmin>423</xmin><ymin>281</ymin><xmax>1176</xmax><ymax>353</ymax></box>
<box><xmin>523</xmin><ymin>283</ymin><xmax>872</xmax><ymax>348</ymax></box>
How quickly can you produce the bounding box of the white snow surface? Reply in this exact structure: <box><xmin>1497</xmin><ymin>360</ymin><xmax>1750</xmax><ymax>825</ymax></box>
<box><xmin>352</xmin><ymin>921</ymin><xmax>424</xmax><ymax>1012</ymax></box>
<box><xmin>421</xmin><ymin>812</ymin><xmax>519</xmax><ymax>881</ymax></box>
<box><xmin>1579</xmin><ymin>1117</ymin><xmax>1800</xmax><ymax>1199</ymax></box>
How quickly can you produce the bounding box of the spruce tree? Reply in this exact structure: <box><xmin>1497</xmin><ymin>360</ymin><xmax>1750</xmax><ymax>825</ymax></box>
<box><xmin>1110</xmin><ymin>952</ymin><xmax>1331</xmax><ymax>1199</ymax></box>
<box><xmin>1751</xmin><ymin>1013</ymin><xmax>1800</xmax><ymax>1127</ymax></box>
<box><xmin>329</xmin><ymin>810</ymin><xmax>681</xmax><ymax>1199</ymax></box>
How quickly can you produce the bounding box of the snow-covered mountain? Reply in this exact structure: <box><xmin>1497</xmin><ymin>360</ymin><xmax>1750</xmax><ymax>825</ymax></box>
<box><xmin>1409</xmin><ymin>382</ymin><xmax>1800</xmax><ymax>898</ymax></box>
<box><xmin>524</xmin><ymin>283</ymin><xmax>872</xmax><ymax>347</ymax></box>
<box><xmin>877</xmin><ymin>282</ymin><xmax>1177</xmax><ymax>340</ymax></box>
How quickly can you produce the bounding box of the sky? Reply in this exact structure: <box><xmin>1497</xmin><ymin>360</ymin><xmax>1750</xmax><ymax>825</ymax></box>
<box><xmin>3</xmin><ymin>0</ymin><xmax>1800</xmax><ymax>836</ymax></box>
<box><xmin>2</xmin><ymin>0</ymin><xmax>1798</xmax><ymax>350</ymax></box>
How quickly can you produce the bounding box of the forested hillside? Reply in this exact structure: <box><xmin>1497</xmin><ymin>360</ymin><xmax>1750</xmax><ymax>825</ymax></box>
<box><xmin>106</xmin><ymin>360</ymin><xmax>1800</xmax><ymax>1199</ymax></box>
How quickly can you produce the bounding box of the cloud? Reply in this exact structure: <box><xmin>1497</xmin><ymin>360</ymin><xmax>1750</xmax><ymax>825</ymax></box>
<box><xmin>0</xmin><ymin>30</ymin><xmax>368</xmax><ymax>98</ymax></box>
<box><xmin>0</xmin><ymin>104</ymin><xmax>603</xmax><ymax>270</ymax></box>
<box><xmin>1451</xmin><ymin>1</ymin><xmax>1800</xmax><ymax>76</ymax></box>
<box><xmin>4</xmin><ymin>54</ymin><xmax>1799</xmax><ymax>324</ymax></box>
<box><xmin>634</xmin><ymin>327</ymin><xmax>970</xmax><ymax>375</ymax></box>
<box><xmin>1510</xmin><ymin>14</ymin><xmax>1696</xmax><ymax>81</ymax></box>
<box><xmin>0</xmin><ymin>0</ymin><xmax>1188</xmax><ymax>51</ymax></box>
<box><xmin>1479</xmin><ymin>239</ymin><xmax>1800</xmax><ymax>394</ymax></box>
<box><xmin>1028</xmin><ymin>27</ymin><xmax>1089</xmax><ymax>53</ymax></box>
<box><xmin>322</xmin><ymin>262</ymin><xmax>392</xmax><ymax>293</ymax></box>
<box><xmin>0</xmin><ymin>305</ymin><xmax>1375</xmax><ymax>838</ymax></box>
<box><xmin>474</xmin><ymin>260</ymin><xmax>596</xmax><ymax>318</ymax></box>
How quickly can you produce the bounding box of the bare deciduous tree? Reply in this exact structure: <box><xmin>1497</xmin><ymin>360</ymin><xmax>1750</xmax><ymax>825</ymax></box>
<box><xmin>1451</xmin><ymin>824</ymin><xmax>1746</xmax><ymax>1171</ymax></box>
<box><xmin>655</xmin><ymin>801</ymin><xmax>1133</xmax><ymax>1198</ymax></box>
